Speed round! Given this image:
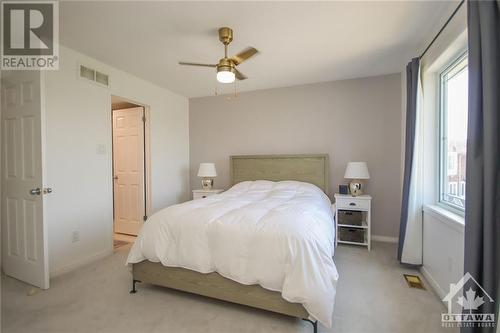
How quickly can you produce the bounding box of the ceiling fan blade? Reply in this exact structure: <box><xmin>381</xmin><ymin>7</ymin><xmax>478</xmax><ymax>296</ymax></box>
<box><xmin>234</xmin><ymin>68</ymin><xmax>247</xmax><ymax>80</ymax></box>
<box><xmin>179</xmin><ymin>62</ymin><xmax>217</xmax><ymax>68</ymax></box>
<box><xmin>231</xmin><ymin>47</ymin><xmax>258</xmax><ymax>65</ymax></box>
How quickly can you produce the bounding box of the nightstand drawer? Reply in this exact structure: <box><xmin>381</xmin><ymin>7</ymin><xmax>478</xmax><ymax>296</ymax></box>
<box><xmin>192</xmin><ymin>189</ymin><xmax>224</xmax><ymax>200</ymax></box>
<box><xmin>336</xmin><ymin>197</ymin><xmax>370</xmax><ymax>210</ymax></box>
<box><xmin>193</xmin><ymin>193</ymin><xmax>210</xmax><ymax>200</ymax></box>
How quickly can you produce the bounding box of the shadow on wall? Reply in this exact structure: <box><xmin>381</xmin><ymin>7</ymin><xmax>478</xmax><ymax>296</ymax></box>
<box><xmin>180</xmin><ymin>166</ymin><xmax>191</xmax><ymax>202</ymax></box>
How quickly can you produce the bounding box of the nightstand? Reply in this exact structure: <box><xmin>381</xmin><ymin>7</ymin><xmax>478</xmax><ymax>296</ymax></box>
<box><xmin>192</xmin><ymin>189</ymin><xmax>223</xmax><ymax>200</ymax></box>
<box><xmin>334</xmin><ymin>193</ymin><xmax>372</xmax><ymax>251</ymax></box>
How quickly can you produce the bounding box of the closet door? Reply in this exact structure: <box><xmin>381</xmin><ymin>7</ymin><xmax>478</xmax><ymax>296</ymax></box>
<box><xmin>112</xmin><ymin>107</ymin><xmax>145</xmax><ymax>235</ymax></box>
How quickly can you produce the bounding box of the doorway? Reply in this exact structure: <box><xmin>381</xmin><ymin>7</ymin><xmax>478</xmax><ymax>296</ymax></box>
<box><xmin>111</xmin><ymin>95</ymin><xmax>150</xmax><ymax>247</ymax></box>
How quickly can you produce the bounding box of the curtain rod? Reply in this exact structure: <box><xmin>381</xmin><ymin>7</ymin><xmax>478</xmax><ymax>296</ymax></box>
<box><xmin>419</xmin><ymin>0</ymin><xmax>465</xmax><ymax>59</ymax></box>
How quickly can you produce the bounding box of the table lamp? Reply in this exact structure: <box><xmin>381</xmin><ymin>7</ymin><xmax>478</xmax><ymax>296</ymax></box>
<box><xmin>197</xmin><ymin>163</ymin><xmax>217</xmax><ymax>190</ymax></box>
<box><xmin>344</xmin><ymin>162</ymin><xmax>370</xmax><ymax>196</ymax></box>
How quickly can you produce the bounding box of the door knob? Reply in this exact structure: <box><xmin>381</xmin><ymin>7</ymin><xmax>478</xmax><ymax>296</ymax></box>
<box><xmin>30</xmin><ymin>188</ymin><xmax>42</xmax><ymax>195</ymax></box>
<box><xmin>43</xmin><ymin>188</ymin><xmax>53</xmax><ymax>194</ymax></box>
<box><xmin>113</xmin><ymin>176</ymin><xmax>118</xmax><ymax>180</ymax></box>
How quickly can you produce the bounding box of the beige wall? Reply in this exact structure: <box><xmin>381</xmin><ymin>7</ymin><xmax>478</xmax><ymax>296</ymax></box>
<box><xmin>45</xmin><ymin>46</ymin><xmax>189</xmax><ymax>276</ymax></box>
<box><xmin>189</xmin><ymin>74</ymin><xmax>402</xmax><ymax>238</ymax></box>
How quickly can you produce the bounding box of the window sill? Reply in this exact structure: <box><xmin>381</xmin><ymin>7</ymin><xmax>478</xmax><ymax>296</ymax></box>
<box><xmin>423</xmin><ymin>204</ymin><xmax>465</xmax><ymax>233</ymax></box>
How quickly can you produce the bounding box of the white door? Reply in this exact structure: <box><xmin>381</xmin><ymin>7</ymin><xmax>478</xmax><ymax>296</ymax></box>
<box><xmin>112</xmin><ymin>107</ymin><xmax>145</xmax><ymax>235</ymax></box>
<box><xmin>1</xmin><ymin>71</ymin><xmax>49</xmax><ymax>289</ymax></box>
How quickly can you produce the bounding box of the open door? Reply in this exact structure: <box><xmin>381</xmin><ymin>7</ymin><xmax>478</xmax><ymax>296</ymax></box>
<box><xmin>112</xmin><ymin>107</ymin><xmax>145</xmax><ymax>236</ymax></box>
<box><xmin>1</xmin><ymin>71</ymin><xmax>50</xmax><ymax>289</ymax></box>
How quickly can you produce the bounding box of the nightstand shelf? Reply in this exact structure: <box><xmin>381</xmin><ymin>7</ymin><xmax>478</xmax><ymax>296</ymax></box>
<box><xmin>337</xmin><ymin>222</ymin><xmax>368</xmax><ymax>229</ymax></box>
<box><xmin>338</xmin><ymin>240</ymin><xmax>369</xmax><ymax>246</ymax></box>
<box><xmin>334</xmin><ymin>193</ymin><xmax>372</xmax><ymax>251</ymax></box>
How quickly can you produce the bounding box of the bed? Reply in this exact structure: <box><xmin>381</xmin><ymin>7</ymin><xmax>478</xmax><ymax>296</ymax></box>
<box><xmin>126</xmin><ymin>154</ymin><xmax>338</xmax><ymax>332</ymax></box>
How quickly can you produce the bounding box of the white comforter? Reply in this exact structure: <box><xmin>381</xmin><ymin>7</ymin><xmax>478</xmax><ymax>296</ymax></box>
<box><xmin>126</xmin><ymin>180</ymin><xmax>339</xmax><ymax>327</ymax></box>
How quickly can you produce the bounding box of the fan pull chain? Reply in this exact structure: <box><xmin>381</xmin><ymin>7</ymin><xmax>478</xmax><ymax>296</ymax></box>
<box><xmin>233</xmin><ymin>81</ymin><xmax>239</xmax><ymax>98</ymax></box>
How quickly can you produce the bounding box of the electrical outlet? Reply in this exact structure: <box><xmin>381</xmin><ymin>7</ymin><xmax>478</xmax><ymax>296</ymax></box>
<box><xmin>72</xmin><ymin>231</ymin><xmax>80</xmax><ymax>243</ymax></box>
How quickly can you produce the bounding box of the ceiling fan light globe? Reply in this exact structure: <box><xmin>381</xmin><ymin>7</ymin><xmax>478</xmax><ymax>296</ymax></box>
<box><xmin>216</xmin><ymin>70</ymin><xmax>235</xmax><ymax>84</ymax></box>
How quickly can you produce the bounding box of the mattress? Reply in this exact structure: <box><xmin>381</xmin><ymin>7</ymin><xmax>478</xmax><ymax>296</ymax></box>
<box><xmin>126</xmin><ymin>180</ymin><xmax>339</xmax><ymax>327</ymax></box>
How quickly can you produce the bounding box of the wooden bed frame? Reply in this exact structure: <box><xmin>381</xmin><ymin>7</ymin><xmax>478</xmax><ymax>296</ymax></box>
<box><xmin>130</xmin><ymin>154</ymin><xmax>330</xmax><ymax>332</ymax></box>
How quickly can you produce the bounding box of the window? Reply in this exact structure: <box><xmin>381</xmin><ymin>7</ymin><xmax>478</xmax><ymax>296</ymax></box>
<box><xmin>439</xmin><ymin>53</ymin><xmax>468</xmax><ymax>211</ymax></box>
<box><xmin>447</xmin><ymin>152</ymin><xmax>457</xmax><ymax>175</ymax></box>
<box><xmin>459</xmin><ymin>181</ymin><xmax>466</xmax><ymax>198</ymax></box>
<box><xmin>449</xmin><ymin>182</ymin><xmax>458</xmax><ymax>196</ymax></box>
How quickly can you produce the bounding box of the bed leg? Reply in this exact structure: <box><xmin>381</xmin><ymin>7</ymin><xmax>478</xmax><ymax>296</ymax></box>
<box><xmin>302</xmin><ymin>319</ymin><xmax>318</xmax><ymax>333</ymax></box>
<box><xmin>130</xmin><ymin>279</ymin><xmax>141</xmax><ymax>294</ymax></box>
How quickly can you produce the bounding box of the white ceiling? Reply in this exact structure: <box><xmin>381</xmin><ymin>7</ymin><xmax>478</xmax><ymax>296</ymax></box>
<box><xmin>60</xmin><ymin>1</ymin><xmax>458</xmax><ymax>98</ymax></box>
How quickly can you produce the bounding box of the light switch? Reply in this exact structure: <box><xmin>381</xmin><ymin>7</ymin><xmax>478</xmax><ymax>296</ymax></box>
<box><xmin>97</xmin><ymin>144</ymin><xmax>107</xmax><ymax>155</ymax></box>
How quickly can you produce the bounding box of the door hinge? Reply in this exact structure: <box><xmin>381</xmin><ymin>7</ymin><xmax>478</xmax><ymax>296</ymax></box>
<box><xmin>142</xmin><ymin>116</ymin><xmax>146</xmax><ymax>122</ymax></box>
<box><xmin>143</xmin><ymin>215</ymin><xmax>148</xmax><ymax>221</ymax></box>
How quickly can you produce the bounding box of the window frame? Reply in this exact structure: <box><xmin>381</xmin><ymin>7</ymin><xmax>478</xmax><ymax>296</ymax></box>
<box><xmin>438</xmin><ymin>51</ymin><xmax>468</xmax><ymax>214</ymax></box>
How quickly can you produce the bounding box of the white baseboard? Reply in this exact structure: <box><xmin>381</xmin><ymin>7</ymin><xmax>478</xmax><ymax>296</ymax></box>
<box><xmin>50</xmin><ymin>248</ymin><xmax>112</xmax><ymax>278</ymax></box>
<box><xmin>372</xmin><ymin>235</ymin><xmax>398</xmax><ymax>243</ymax></box>
<box><xmin>420</xmin><ymin>265</ymin><xmax>447</xmax><ymax>309</ymax></box>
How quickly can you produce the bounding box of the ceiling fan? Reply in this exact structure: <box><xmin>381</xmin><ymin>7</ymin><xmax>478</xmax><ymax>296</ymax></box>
<box><xmin>179</xmin><ymin>27</ymin><xmax>258</xmax><ymax>84</ymax></box>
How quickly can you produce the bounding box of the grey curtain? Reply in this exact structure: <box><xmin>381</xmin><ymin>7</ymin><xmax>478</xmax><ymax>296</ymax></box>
<box><xmin>397</xmin><ymin>57</ymin><xmax>420</xmax><ymax>263</ymax></box>
<box><xmin>463</xmin><ymin>1</ymin><xmax>500</xmax><ymax>332</ymax></box>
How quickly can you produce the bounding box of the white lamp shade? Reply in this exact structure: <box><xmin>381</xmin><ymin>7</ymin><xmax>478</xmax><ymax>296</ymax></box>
<box><xmin>216</xmin><ymin>71</ymin><xmax>235</xmax><ymax>84</ymax></box>
<box><xmin>344</xmin><ymin>162</ymin><xmax>370</xmax><ymax>179</ymax></box>
<box><xmin>197</xmin><ymin>163</ymin><xmax>217</xmax><ymax>177</ymax></box>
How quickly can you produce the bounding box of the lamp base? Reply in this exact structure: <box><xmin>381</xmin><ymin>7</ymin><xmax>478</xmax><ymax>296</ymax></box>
<box><xmin>202</xmin><ymin>178</ymin><xmax>214</xmax><ymax>190</ymax></box>
<box><xmin>349</xmin><ymin>180</ymin><xmax>363</xmax><ymax>196</ymax></box>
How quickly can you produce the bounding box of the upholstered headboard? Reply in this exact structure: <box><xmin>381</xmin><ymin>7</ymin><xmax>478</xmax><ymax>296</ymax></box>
<box><xmin>229</xmin><ymin>154</ymin><xmax>329</xmax><ymax>194</ymax></box>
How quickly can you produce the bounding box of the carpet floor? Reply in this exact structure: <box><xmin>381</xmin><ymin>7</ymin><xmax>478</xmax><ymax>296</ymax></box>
<box><xmin>2</xmin><ymin>242</ymin><xmax>455</xmax><ymax>333</ymax></box>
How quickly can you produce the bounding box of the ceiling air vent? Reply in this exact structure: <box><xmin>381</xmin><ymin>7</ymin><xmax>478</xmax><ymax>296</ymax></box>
<box><xmin>79</xmin><ymin>65</ymin><xmax>109</xmax><ymax>87</ymax></box>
